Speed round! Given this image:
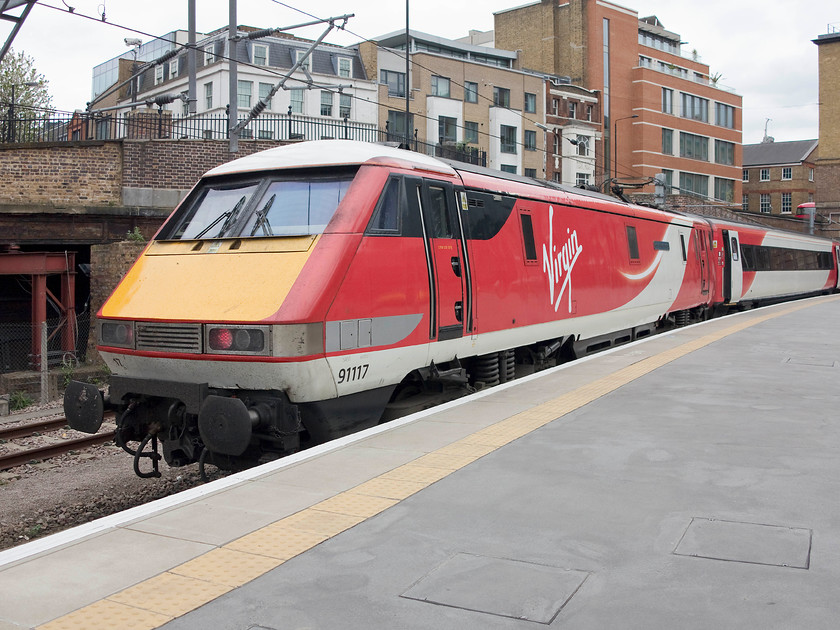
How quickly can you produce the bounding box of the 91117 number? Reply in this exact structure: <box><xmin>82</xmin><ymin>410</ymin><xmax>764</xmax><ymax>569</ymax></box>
<box><xmin>338</xmin><ymin>364</ymin><xmax>369</xmax><ymax>384</ymax></box>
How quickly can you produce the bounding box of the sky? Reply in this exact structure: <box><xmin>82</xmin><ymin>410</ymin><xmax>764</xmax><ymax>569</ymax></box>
<box><xmin>3</xmin><ymin>0</ymin><xmax>838</xmax><ymax>145</ymax></box>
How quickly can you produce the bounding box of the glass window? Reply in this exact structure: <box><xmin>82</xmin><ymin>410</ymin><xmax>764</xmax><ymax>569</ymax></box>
<box><xmin>576</xmin><ymin>135</ymin><xmax>588</xmax><ymax>156</ymax></box>
<box><xmin>662</xmin><ymin>128</ymin><xmax>673</xmax><ymax>155</ymax></box>
<box><xmin>760</xmin><ymin>193</ymin><xmax>771</xmax><ymax>213</ymax></box>
<box><xmin>743</xmin><ymin>169</ymin><xmax>749</xmax><ymax>182</ymax></box>
<box><xmin>576</xmin><ymin>173</ymin><xmax>590</xmax><ymax>187</ymax></box>
<box><xmin>742</xmin><ymin>194</ymin><xmax>748</xmax><ymax>211</ymax></box>
<box><xmin>339</xmin><ymin>93</ymin><xmax>351</xmax><ymax>119</ymax></box>
<box><xmin>465</xmin><ymin>81</ymin><xmax>478</xmax><ymax>103</ymax></box>
<box><xmin>371</xmin><ymin>178</ymin><xmax>401</xmax><ymax>232</ymax></box>
<box><xmin>714</xmin><ymin>140</ymin><xmax>735</xmax><ymax>165</ymax></box>
<box><xmin>204</xmin><ymin>82</ymin><xmax>213</xmax><ymax>110</ymax></box>
<box><xmin>781</xmin><ymin>192</ymin><xmax>792</xmax><ymax>213</ymax></box>
<box><xmin>525</xmin><ymin>129</ymin><xmax>537</xmax><ymax>151</ymax></box>
<box><xmin>809</xmin><ymin>168</ymin><xmax>814</xmax><ymax>182</ymax></box>
<box><xmin>680</xmin><ymin>93</ymin><xmax>709</xmax><ymax>122</ymax></box>
<box><xmin>426</xmin><ymin>186</ymin><xmax>452</xmax><ymax>238</ymax></box>
<box><xmin>782</xmin><ymin>167</ymin><xmax>792</xmax><ymax>180</ymax></box>
<box><xmin>242</xmin><ymin>177</ymin><xmax>354</xmax><ymax>237</ymax></box>
<box><xmin>760</xmin><ymin>168</ymin><xmax>770</xmax><ymax>181</ymax></box>
<box><xmin>662</xmin><ymin>88</ymin><xmax>673</xmax><ymax>114</ymax></box>
<box><xmin>493</xmin><ymin>87</ymin><xmax>510</xmax><ymax>107</ymax></box>
<box><xmin>714</xmin><ymin>178</ymin><xmax>734</xmax><ymax>202</ymax></box>
<box><xmin>386</xmin><ymin>110</ymin><xmax>414</xmax><ymax>138</ymax></box>
<box><xmin>169</xmin><ymin>59</ymin><xmax>179</xmax><ymax>79</ymax></box>
<box><xmin>568</xmin><ymin>102</ymin><xmax>577</xmax><ymax>119</ymax></box>
<box><xmin>290</xmin><ymin>89</ymin><xmax>304</xmax><ymax>114</ymax></box>
<box><xmin>338</xmin><ymin>58</ymin><xmax>351</xmax><ymax>78</ymax></box>
<box><xmin>525</xmin><ymin>168</ymin><xmax>537</xmax><ymax>178</ymax></box>
<box><xmin>525</xmin><ymin>92</ymin><xmax>536</xmax><ymax>113</ymax></box>
<box><xmin>715</xmin><ymin>102</ymin><xmax>734</xmax><ymax>128</ymax></box>
<box><xmin>680</xmin><ymin>132</ymin><xmax>709</xmax><ymax>161</ymax></box>
<box><xmin>166</xmin><ymin>182</ymin><xmax>261</xmax><ymax>240</ymax></box>
<box><xmin>154</xmin><ymin>65</ymin><xmax>164</xmax><ymax>86</ymax></box>
<box><xmin>500</xmin><ymin>125</ymin><xmax>517</xmax><ymax>153</ymax></box>
<box><xmin>439</xmin><ymin>116</ymin><xmax>457</xmax><ymax>144</ymax></box>
<box><xmin>381</xmin><ymin>70</ymin><xmax>405</xmax><ymax>97</ymax></box>
<box><xmin>500</xmin><ymin>165</ymin><xmax>517</xmax><ymax>174</ymax></box>
<box><xmin>204</xmin><ymin>44</ymin><xmax>215</xmax><ymax>66</ymax></box>
<box><xmin>431</xmin><ymin>75</ymin><xmax>450</xmax><ymax>98</ymax></box>
<box><xmin>464</xmin><ymin>120</ymin><xmax>478</xmax><ymax>144</ymax></box>
<box><xmin>259</xmin><ymin>83</ymin><xmax>272</xmax><ymax>110</ymax></box>
<box><xmin>586</xmin><ymin>105</ymin><xmax>593</xmax><ymax>121</ymax></box>
<box><xmin>321</xmin><ymin>91</ymin><xmax>333</xmax><ymax>117</ymax></box>
<box><xmin>626</xmin><ymin>225</ymin><xmax>639</xmax><ymax>260</ymax></box>
<box><xmin>294</xmin><ymin>50</ymin><xmax>310</xmax><ymax>70</ymax></box>
<box><xmin>680</xmin><ymin>172</ymin><xmax>709</xmax><ymax>197</ymax></box>
<box><xmin>662</xmin><ymin>169</ymin><xmax>673</xmax><ymax>193</ymax></box>
<box><xmin>237</xmin><ymin>80</ymin><xmax>252</xmax><ymax>108</ymax></box>
<box><xmin>253</xmin><ymin>44</ymin><xmax>268</xmax><ymax>67</ymax></box>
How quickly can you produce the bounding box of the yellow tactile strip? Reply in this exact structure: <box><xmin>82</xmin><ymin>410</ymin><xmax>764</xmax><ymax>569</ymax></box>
<box><xmin>36</xmin><ymin>298</ymin><xmax>834</xmax><ymax>629</ymax></box>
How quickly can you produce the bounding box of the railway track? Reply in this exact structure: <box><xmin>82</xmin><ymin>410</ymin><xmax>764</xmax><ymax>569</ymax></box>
<box><xmin>0</xmin><ymin>415</ymin><xmax>116</xmax><ymax>472</ymax></box>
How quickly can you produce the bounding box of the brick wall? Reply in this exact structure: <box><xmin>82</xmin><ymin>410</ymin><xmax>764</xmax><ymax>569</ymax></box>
<box><xmin>0</xmin><ymin>141</ymin><xmax>123</xmax><ymax>206</ymax></box>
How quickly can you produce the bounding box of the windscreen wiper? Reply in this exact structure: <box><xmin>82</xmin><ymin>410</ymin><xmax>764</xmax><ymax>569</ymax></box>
<box><xmin>195</xmin><ymin>196</ymin><xmax>246</xmax><ymax>239</ymax></box>
<box><xmin>250</xmin><ymin>194</ymin><xmax>276</xmax><ymax>237</ymax></box>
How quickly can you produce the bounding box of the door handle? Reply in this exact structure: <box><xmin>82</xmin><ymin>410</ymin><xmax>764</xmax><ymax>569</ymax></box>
<box><xmin>454</xmin><ymin>301</ymin><xmax>463</xmax><ymax>322</ymax></box>
<box><xmin>451</xmin><ymin>256</ymin><xmax>461</xmax><ymax>277</ymax></box>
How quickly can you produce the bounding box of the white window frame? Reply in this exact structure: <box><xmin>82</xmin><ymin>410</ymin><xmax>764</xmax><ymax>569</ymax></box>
<box><xmin>204</xmin><ymin>82</ymin><xmax>213</xmax><ymax>110</ymax></box>
<box><xmin>295</xmin><ymin>50</ymin><xmax>310</xmax><ymax>71</ymax></box>
<box><xmin>782</xmin><ymin>166</ymin><xmax>792</xmax><ymax>180</ymax></box>
<box><xmin>290</xmin><ymin>89</ymin><xmax>304</xmax><ymax>114</ymax></box>
<box><xmin>339</xmin><ymin>93</ymin><xmax>351</xmax><ymax>119</ymax></box>
<box><xmin>338</xmin><ymin>57</ymin><xmax>351</xmax><ymax>78</ymax></box>
<box><xmin>169</xmin><ymin>59</ymin><xmax>179</xmax><ymax>79</ymax></box>
<box><xmin>259</xmin><ymin>82</ymin><xmax>272</xmax><ymax>110</ymax></box>
<box><xmin>809</xmin><ymin>168</ymin><xmax>815</xmax><ymax>182</ymax></box>
<box><xmin>576</xmin><ymin>172</ymin><xmax>590</xmax><ymax>186</ymax></box>
<box><xmin>321</xmin><ymin>91</ymin><xmax>333</xmax><ymax>117</ymax></box>
<box><xmin>204</xmin><ymin>45</ymin><xmax>215</xmax><ymax>66</ymax></box>
<box><xmin>781</xmin><ymin>192</ymin><xmax>792</xmax><ymax>213</ymax></box>
<box><xmin>568</xmin><ymin>102</ymin><xmax>577</xmax><ymax>119</ymax></box>
<box><xmin>743</xmin><ymin>169</ymin><xmax>749</xmax><ymax>182</ymax></box>
<box><xmin>237</xmin><ymin>80</ymin><xmax>252</xmax><ymax>109</ymax></box>
<box><xmin>253</xmin><ymin>44</ymin><xmax>268</xmax><ymax>67</ymax></box>
<box><xmin>742</xmin><ymin>194</ymin><xmax>748</xmax><ymax>211</ymax></box>
<box><xmin>760</xmin><ymin>168</ymin><xmax>770</xmax><ymax>182</ymax></box>
<box><xmin>154</xmin><ymin>65</ymin><xmax>164</xmax><ymax>86</ymax></box>
<box><xmin>760</xmin><ymin>193</ymin><xmax>771</xmax><ymax>213</ymax></box>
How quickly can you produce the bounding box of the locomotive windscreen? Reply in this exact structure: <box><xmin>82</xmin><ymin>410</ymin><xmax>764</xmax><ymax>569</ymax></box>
<box><xmin>160</xmin><ymin>170</ymin><xmax>356</xmax><ymax>240</ymax></box>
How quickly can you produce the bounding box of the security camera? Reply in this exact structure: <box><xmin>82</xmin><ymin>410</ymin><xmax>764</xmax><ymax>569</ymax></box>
<box><xmin>124</xmin><ymin>38</ymin><xmax>142</xmax><ymax>47</ymax></box>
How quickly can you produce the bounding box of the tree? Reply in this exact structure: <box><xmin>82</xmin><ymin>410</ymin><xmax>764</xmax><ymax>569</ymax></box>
<box><xmin>0</xmin><ymin>48</ymin><xmax>53</xmax><ymax>142</ymax></box>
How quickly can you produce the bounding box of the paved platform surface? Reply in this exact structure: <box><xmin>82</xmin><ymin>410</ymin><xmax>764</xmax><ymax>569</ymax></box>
<box><xmin>2</xmin><ymin>295</ymin><xmax>840</xmax><ymax>629</ymax></box>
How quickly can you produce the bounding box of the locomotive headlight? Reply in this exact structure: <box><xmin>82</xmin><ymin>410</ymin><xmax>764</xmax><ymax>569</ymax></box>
<box><xmin>99</xmin><ymin>320</ymin><xmax>135</xmax><ymax>349</ymax></box>
<box><xmin>206</xmin><ymin>325</ymin><xmax>268</xmax><ymax>355</ymax></box>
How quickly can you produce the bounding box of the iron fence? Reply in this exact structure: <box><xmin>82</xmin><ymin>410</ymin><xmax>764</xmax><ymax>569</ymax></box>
<box><xmin>0</xmin><ymin>108</ymin><xmax>487</xmax><ymax>166</ymax></box>
<box><xmin>0</xmin><ymin>312</ymin><xmax>90</xmax><ymax>376</ymax></box>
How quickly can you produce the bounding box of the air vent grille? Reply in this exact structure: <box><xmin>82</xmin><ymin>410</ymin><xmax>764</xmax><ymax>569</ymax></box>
<box><xmin>135</xmin><ymin>322</ymin><xmax>202</xmax><ymax>353</ymax></box>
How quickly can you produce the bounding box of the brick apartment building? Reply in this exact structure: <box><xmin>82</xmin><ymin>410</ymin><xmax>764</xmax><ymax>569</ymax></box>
<box><xmin>742</xmin><ymin>139</ymin><xmax>817</xmax><ymax>215</ymax></box>
<box><xmin>813</xmin><ymin>29</ymin><xmax>840</xmax><ymax>218</ymax></box>
<box><xmin>359</xmin><ymin>30</ymin><xmax>550</xmax><ymax>179</ymax></box>
<box><xmin>494</xmin><ymin>0</ymin><xmax>743</xmax><ymax>199</ymax></box>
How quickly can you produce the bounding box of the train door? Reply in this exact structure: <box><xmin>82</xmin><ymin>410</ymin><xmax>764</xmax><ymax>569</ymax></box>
<box><xmin>418</xmin><ymin>180</ymin><xmax>466</xmax><ymax>341</ymax></box>
<box><xmin>722</xmin><ymin>229</ymin><xmax>743</xmax><ymax>303</ymax></box>
<box><xmin>834</xmin><ymin>244</ymin><xmax>840</xmax><ymax>290</ymax></box>
<box><xmin>694</xmin><ymin>228</ymin><xmax>710</xmax><ymax>294</ymax></box>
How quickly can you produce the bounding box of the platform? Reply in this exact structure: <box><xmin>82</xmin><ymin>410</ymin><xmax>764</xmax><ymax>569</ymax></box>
<box><xmin>2</xmin><ymin>295</ymin><xmax>840</xmax><ymax>629</ymax></box>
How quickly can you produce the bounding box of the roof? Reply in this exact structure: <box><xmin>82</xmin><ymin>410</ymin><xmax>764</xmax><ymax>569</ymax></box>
<box><xmin>742</xmin><ymin>139</ymin><xmax>818</xmax><ymax>167</ymax></box>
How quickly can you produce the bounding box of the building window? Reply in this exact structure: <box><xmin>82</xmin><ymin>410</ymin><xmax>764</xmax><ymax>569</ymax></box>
<box><xmin>525</xmin><ymin>129</ymin><xmax>537</xmax><ymax>151</ymax></box>
<box><xmin>714</xmin><ymin>140</ymin><xmax>735</xmax><ymax>166</ymax></box>
<box><xmin>576</xmin><ymin>172</ymin><xmax>590</xmax><ymax>187</ymax></box>
<box><xmin>760</xmin><ymin>168</ymin><xmax>770</xmax><ymax>181</ymax></box>
<box><xmin>576</xmin><ymin>135</ymin><xmax>589</xmax><ymax>156</ymax></box>
<box><xmin>525</xmin><ymin>168</ymin><xmax>537</xmax><ymax>178</ymax></box>
<box><xmin>524</xmin><ymin>92</ymin><xmax>536</xmax><ymax>113</ymax></box>
<box><xmin>680</xmin><ymin>172</ymin><xmax>709</xmax><ymax>197</ymax></box>
<box><xmin>431</xmin><ymin>75</ymin><xmax>450</xmax><ymax>98</ymax></box>
<box><xmin>253</xmin><ymin>44</ymin><xmax>268</xmax><ymax>67</ymax></box>
<box><xmin>256</xmin><ymin>83</ymin><xmax>272</xmax><ymax>110</ymax></box>
<box><xmin>464</xmin><ymin>81</ymin><xmax>478</xmax><ymax>103</ymax></box>
<box><xmin>237</xmin><ymin>80</ymin><xmax>252</xmax><ymax>108</ymax></box>
<box><xmin>500</xmin><ymin>165</ymin><xmax>517</xmax><ymax>174</ymax></box>
<box><xmin>568</xmin><ymin>102</ymin><xmax>577</xmax><ymax>119</ymax></box>
<box><xmin>381</xmin><ymin>70</ymin><xmax>405</xmax><ymax>98</ymax></box>
<box><xmin>714</xmin><ymin>178</ymin><xmax>734</xmax><ymax>202</ymax></box>
<box><xmin>387</xmin><ymin>110</ymin><xmax>414</xmax><ymax>137</ymax></box>
<box><xmin>439</xmin><ymin>116</ymin><xmax>457</xmax><ymax>144</ymax></box>
<box><xmin>742</xmin><ymin>194</ymin><xmax>749</xmax><ymax>211</ymax></box>
<box><xmin>500</xmin><ymin>125</ymin><xmax>517</xmax><ymax>154</ymax></box>
<box><xmin>154</xmin><ymin>65</ymin><xmax>164</xmax><ymax>86</ymax></box>
<box><xmin>680</xmin><ymin>92</ymin><xmax>709</xmax><ymax>122</ymax></box>
<box><xmin>662</xmin><ymin>88</ymin><xmax>673</xmax><ymax>114</ymax></box>
<box><xmin>661</xmin><ymin>128</ymin><xmax>673</xmax><ymax>155</ymax></box>
<box><xmin>294</xmin><ymin>50</ymin><xmax>310</xmax><ymax>71</ymax></box>
<box><xmin>169</xmin><ymin>59</ymin><xmax>179</xmax><ymax>79</ymax></box>
<box><xmin>204</xmin><ymin>82</ymin><xmax>213</xmax><ymax>110</ymax></box>
<box><xmin>743</xmin><ymin>169</ymin><xmax>749</xmax><ymax>182</ymax></box>
<box><xmin>782</xmin><ymin>166</ymin><xmax>792</xmax><ymax>180</ymax></box>
<box><xmin>680</xmin><ymin>132</ymin><xmax>709</xmax><ymax>161</ymax></box>
<box><xmin>258</xmin><ymin>129</ymin><xmax>274</xmax><ymax>140</ymax></box>
<box><xmin>662</xmin><ymin>169</ymin><xmax>674</xmax><ymax>193</ymax></box>
<box><xmin>553</xmin><ymin>133</ymin><xmax>560</xmax><ymax>155</ymax></box>
<box><xmin>339</xmin><ymin>93</ymin><xmax>351</xmax><ymax>118</ymax></box>
<box><xmin>204</xmin><ymin>44</ymin><xmax>215</xmax><ymax>66</ymax></box>
<box><xmin>464</xmin><ymin>121</ymin><xmax>478</xmax><ymax>144</ymax></box>
<box><xmin>809</xmin><ymin>167</ymin><xmax>815</xmax><ymax>182</ymax></box>
<box><xmin>290</xmin><ymin>88</ymin><xmax>304</xmax><ymax>114</ymax></box>
<box><xmin>760</xmin><ymin>193</ymin><xmax>771</xmax><ymax>213</ymax></box>
<box><xmin>781</xmin><ymin>192</ymin><xmax>792</xmax><ymax>213</ymax></box>
<box><xmin>586</xmin><ymin>105</ymin><xmax>593</xmax><ymax>121</ymax></box>
<box><xmin>494</xmin><ymin>87</ymin><xmax>510</xmax><ymax>107</ymax></box>
<box><xmin>551</xmin><ymin>98</ymin><xmax>559</xmax><ymax>115</ymax></box>
<box><xmin>321</xmin><ymin>91</ymin><xmax>333</xmax><ymax>117</ymax></box>
<box><xmin>338</xmin><ymin>58</ymin><xmax>351</xmax><ymax>78</ymax></box>
<box><xmin>715</xmin><ymin>102</ymin><xmax>734</xmax><ymax>128</ymax></box>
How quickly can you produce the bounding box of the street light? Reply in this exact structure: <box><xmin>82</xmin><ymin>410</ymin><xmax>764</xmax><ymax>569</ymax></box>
<box><xmin>7</xmin><ymin>81</ymin><xmax>40</xmax><ymax>143</ymax></box>
<box><xmin>613</xmin><ymin>114</ymin><xmax>638</xmax><ymax>186</ymax></box>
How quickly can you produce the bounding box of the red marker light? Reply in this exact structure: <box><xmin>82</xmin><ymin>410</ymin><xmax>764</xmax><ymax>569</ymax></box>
<box><xmin>209</xmin><ymin>328</ymin><xmax>234</xmax><ymax>350</ymax></box>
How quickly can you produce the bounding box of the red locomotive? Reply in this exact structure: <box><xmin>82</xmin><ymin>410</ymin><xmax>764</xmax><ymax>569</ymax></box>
<box><xmin>64</xmin><ymin>141</ymin><xmax>840</xmax><ymax>477</ymax></box>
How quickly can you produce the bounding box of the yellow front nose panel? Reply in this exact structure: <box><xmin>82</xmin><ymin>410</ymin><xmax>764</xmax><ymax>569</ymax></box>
<box><xmin>102</xmin><ymin>237</ymin><xmax>317</xmax><ymax>322</ymax></box>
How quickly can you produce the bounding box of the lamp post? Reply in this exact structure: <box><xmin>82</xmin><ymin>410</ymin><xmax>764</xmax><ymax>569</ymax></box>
<box><xmin>7</xmin><ymin>81</ymin><xmax>40</xmax><ymax>143</ymax></box>
<box><xmin>612</xmin><ymin>114</ymin><xmax>638</xmax><ymax>187</ymax></box>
